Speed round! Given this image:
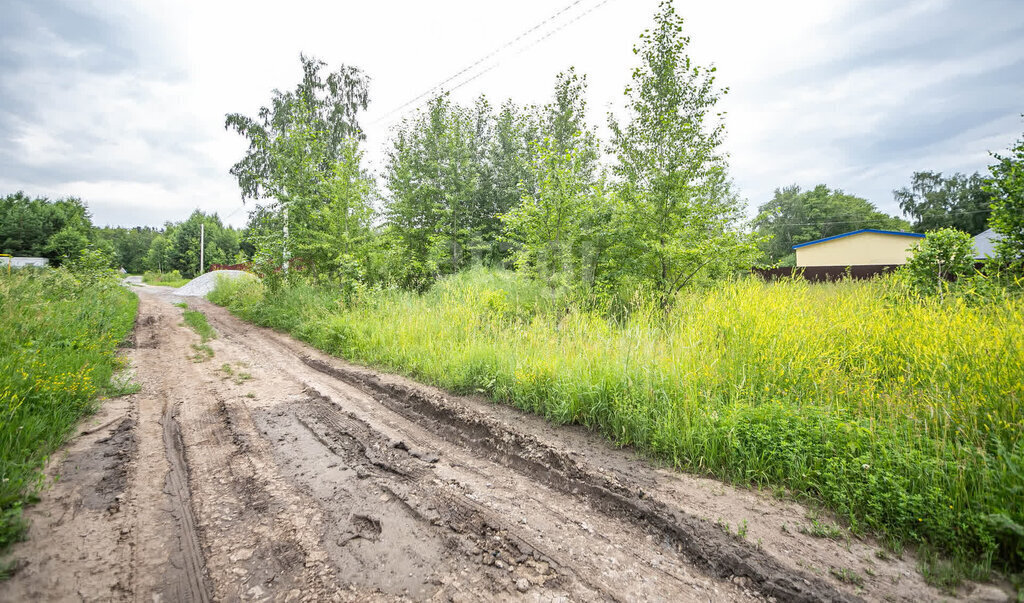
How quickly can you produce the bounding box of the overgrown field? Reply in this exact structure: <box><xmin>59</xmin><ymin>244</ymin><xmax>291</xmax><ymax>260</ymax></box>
<box><xmin>210</xmin><ymin>269</ymin><xmax>1023</xmax><ymax>576</ymax></box>
<box><xmin>0</xmin><ymin>269</ymin><xmax>137</xmax><ymax>554</ymax></box>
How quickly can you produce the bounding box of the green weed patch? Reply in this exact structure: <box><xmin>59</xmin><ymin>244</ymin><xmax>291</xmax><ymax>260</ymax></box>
<box><xmin>182</xmin><ymin>309</ymin><xmax>216</xmax><ymax>342</ymax></box>
<box><xmin>0</xmin><ymin>269</ymin><xmax>137</xmax><ymax>554</ymax></box>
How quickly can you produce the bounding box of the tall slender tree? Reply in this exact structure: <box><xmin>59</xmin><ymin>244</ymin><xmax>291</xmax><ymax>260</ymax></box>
<box><xmin>225</xmin><ymin>55</ymin><xmax>370</xmax><ymax>272</ymax></box>
<box><xmin>383</xmin><ymin>95</ymin><xmax>481</xmax><ymax>287</ymax></box>
<box><xmin>608</xmin><ymin>0</ymin><xmax>757</xmax><ymax>302</ymax></box>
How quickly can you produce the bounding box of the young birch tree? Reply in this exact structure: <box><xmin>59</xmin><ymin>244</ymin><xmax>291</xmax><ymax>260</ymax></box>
<box><xmin>608</xmin><ymin>0</ymin><xmax>758</xmax><ymax>305</ymax></box>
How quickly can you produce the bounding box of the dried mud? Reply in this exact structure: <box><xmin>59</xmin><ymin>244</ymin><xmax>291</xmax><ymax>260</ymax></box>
<box><xmin>1</xmin><ymin>285</ymin><xmax>1010</xmax><ymax>602</ymax></box>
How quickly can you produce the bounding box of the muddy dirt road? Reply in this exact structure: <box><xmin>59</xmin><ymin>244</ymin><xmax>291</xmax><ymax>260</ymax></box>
<box><xmin>1</xmin><ymin>286</ymin><xmax>1003</xmax><ymax>602</ymax></box>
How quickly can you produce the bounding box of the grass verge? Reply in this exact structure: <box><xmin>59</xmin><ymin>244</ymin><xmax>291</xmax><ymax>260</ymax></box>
<box><xmin>208</xmin><ymin>267</ymin><xmax>1024</xmax><ymax>581</ymax></box>
<box><xmin>0</xmin><ymin>268</ymin><xmax>138</xmax><ymax>556</ymax></box>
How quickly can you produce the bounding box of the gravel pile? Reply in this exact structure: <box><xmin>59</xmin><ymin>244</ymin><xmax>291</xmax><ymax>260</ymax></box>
<box><xmin>175</xmin><ymin>270</ymin><xmax>255</xmax><ymax>297</ymax></box>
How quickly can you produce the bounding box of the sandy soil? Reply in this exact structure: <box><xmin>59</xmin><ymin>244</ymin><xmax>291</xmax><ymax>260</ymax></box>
<box><xmin>0</xmin><ymin>286</ymin><xmax>1010</xmax><ymax>602</ymax></box>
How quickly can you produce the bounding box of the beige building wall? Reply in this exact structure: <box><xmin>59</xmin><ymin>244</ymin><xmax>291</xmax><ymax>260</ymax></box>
<box><xmin>795</xmin><ymin>232</ymin><xmax>922</xmax><ymax>267</ymax></box>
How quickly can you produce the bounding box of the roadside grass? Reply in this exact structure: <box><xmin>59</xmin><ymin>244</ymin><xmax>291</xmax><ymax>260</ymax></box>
<box><xmin>208</xmin><ymin>267</ymin><xmax>1024</xmax><ymax>581</ymax></box>
<box><xmin>0</xmin><ymin>268</ymin><xmax>137</xmax><ymax>557</ymax></box>
<box><xmin>142</xmin><ymin>270</ymin><xmax>190</xmax><ymax>288</ymax></box>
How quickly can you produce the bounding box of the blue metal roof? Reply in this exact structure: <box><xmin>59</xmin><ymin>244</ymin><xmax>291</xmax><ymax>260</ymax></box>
<box><xmin>792</xmin><ymin>229</ymin><xmax>925</xmax><ymax>250</ymax></box>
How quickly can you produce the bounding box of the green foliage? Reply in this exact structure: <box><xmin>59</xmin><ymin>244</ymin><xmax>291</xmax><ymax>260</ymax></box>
<box><xmin>608</xmin><ymin>0</ymin><xmax>760</xmax><ymax>303</ymax></box>
<box><xmin>211</xmin><ymin>269</ymin><xmax>1023</xmax><ymax>574</ymax></box>
<box><xmin>93</xmin><ymin>226</ymin><xmax>160</xmax><ymax>273</ymax></box>
<box><xmin>144</xmin><ymin>234</ymin><xmax>171</xmax><ymax>273</ymax></box>
<box><xmin>43</xmin><ymin>227</ymin><xmax>91</xmax><ymax>265</ymax></box>
<box><xmin>894</xmin><ymin>171</ymin><xmax>992</xmax><ymax>235</ymax></box>
<box><xmin>901</xmin><ymin>228</ymin><xmax>976</xmax><ymax>297</ymax></box>
<box><xmin>164</xmin><ymin>211</ymin><xmax>240</xmax><ymax>278</ymax></box>
<box><xmin>225</xmin><ymin>54</ymin><xmax>370</xmax><ymax>203</ymax></box>
<box><xmin>0</xmin><ymin>192</ymin><xmax>93</xmax><ymax>265</ymax></box>
<box><xmin>289</xmin><ymin>140</ymin><xmax>377</xmax><ymax>284</ymax></box>
<box><xmin>986</xmin><ymin>127</ymin><xmax>1024</xmax><ymax>267</ymax></box>
<box><xmin>64</xmin><ymin>248</ymin><xmax>117</xmax><ymax>284</ymax></box>
<box><xmin>501</xmin><ymin>136</ymin><xmax>602</xmax><ymax>289</ymax></box>
<box><xmin>384</xmin><ymin>94</ymin><xmax>486</xmax><ymax>286</ymax></box>
<box><xmin>228</xmin><ymin>56</ymin><xmax>374</xmax><ymax>283</ymax></box>
<box><xmin>0</xmin><ymin>266</ymin><xmax>138</xmax><ymax>554</ymax></box>
<box><xmin>755</xmin><ymin>184</ymin><xmax>910</xmax><ymax>262</ymax></box>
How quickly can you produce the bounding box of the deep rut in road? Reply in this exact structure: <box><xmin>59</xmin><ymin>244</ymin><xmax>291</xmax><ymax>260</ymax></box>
<box><xmin>2</xmin><ymin>286</ymin><xmax>997</xmax><ymax>602</ymax></box>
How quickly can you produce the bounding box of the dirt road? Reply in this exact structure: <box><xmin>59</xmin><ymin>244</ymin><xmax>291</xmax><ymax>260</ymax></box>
<box><xmin>1</xmin><ymin>286</ymin><xmax>999</xmax><ymax>602</ymax></box>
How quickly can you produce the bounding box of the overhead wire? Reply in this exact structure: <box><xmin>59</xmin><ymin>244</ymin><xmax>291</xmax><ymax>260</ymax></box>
<box><xmin>369</xmin><ymin>0</ymin><xmax>618</xmax><ymax>128</ymax></box>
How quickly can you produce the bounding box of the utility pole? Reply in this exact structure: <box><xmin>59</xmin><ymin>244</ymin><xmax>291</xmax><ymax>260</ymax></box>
<box><xmin>200</xmin><ymin>223</ymin><xmax>205</xmax><ymax>275</ymax></box>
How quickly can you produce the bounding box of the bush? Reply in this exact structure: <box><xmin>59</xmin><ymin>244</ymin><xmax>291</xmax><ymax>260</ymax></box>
<box><xmin>901</xmin><ymin>228</ymin><xmax>976</xmax><ymax>298</ymax></box>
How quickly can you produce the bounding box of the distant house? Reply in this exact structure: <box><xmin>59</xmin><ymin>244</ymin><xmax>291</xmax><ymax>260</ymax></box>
<box><xmin>2</xmin><ymin>256</ymin><xmax>49</xmax><ymax>269</ymax></box>
<box><xmin>792</xmin><ymin>229</ymin><xmax>925</xmax><ymax>267</ymax></box>
<box><xmin>972</xmin><ymin>228</ymin><xmax>1002</xmax><ymax>260</ymax></box>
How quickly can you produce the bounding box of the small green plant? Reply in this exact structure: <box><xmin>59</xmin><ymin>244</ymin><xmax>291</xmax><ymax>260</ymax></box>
<box><xmin>190</xmin><ymin>343</ymin><xmax>214</xmax><ymax>363</ymax></box>
<box><xmin>174</xmin><ymin>302</ymin><xmax>187</xmax><ymax>309</ymax></box>
<box><xmin>799</xmin><ymin>519</ymin><xmax>845</xmax><ymax>541</ymax></box>
<box><xmin>830</xmin><ymin>567</ymin><xmax>864</xmax><ymax>587</ymax></box>
<box><xmin>218</xmin><ymin>363</ymin><xmax>251</xmax><ymax>384</ymax></box>
<box><xmin>104</xmin><ymin>373</ymin><xmax>141</xmax><ymax>397</ymax></box>
<box><xmin>183</xmin><ymin>309</ymin><xmax>216</xmax><ymax>342</ymax></box>
<box><xmin>737</xmin><ymin>519</ymin><xmax>748</xmax><ymax>539</ymax></box>
<box><xmin>245</xmin><ymin>392</ymin><xmax>256</xmax><ymax>399</ymax></box>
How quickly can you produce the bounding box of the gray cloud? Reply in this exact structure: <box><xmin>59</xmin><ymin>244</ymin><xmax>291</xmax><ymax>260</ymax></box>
<box><xmin>732</xmin><ymin>0</ymin><xmax>1024</xmax><ymax>212</ymax></box>
<box><xmin>0</xmin><ymin>0</ymin><xmax>213</xmax><ymax>225</ymax></box>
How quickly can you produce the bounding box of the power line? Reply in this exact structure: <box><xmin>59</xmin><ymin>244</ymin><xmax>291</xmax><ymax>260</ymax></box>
<box><xmin>222</xmin><ymin>201</ymin><xmax>250</xmax><ymax>222</ymax></box>
<box><xmin>370</xmin><ymin>0</ymin><xmax>585</xmax><ymax>125</ymax></box>
<box><xmin>370</xmin><ymin>0</ymin><xmax>615</xmax><ymax>128</ymax></box>
<box><xmin>442</xmin><ymin>0</ymin><xmax>617</xmax><ymax>97</ymax></box>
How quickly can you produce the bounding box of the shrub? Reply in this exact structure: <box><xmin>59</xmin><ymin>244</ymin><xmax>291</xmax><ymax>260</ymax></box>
<box><xmin>901</xmin><ymin>228</ymin><xmax>976</xmax><ymax>298</ymax></box>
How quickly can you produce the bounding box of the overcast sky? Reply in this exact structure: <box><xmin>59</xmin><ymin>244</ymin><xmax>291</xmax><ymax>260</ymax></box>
<box><xmin>1</xmin><ymin>0</ymin><xmax>1022</xmax><ymax>228</ymax></box>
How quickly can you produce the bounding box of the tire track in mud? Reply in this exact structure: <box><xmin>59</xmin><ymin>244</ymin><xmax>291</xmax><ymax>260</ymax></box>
<box><xmin>194</xmin><ymin>303</ymin><xmax>800</xmax><ymax>600</ymax></box>
<box><xmin>161</xmin><ymin>402</ymin><xmax>213</xmax><ymax>603</ymax></box>
<box><xmin>259</xmin><ymin>394</ymin><xmax>589</xmax><ymax>600</ymax></box>
<box><xmin>296</xmin><ymin>355</ymin><xmax>856</xmax><ymax>603</ymax></box>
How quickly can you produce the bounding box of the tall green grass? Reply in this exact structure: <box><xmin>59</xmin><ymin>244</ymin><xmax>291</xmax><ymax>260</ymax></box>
<box><xmin>0</xmin><ymin>268</ymin><xmax>138</xmax><ymax>553</ymax></box>
<box><xmin>209</xmin><ymin>268</ymin><xmax>1024</xmax><ymax>574</ymax></box>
